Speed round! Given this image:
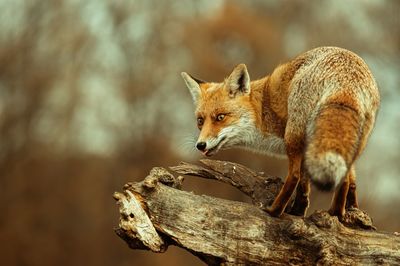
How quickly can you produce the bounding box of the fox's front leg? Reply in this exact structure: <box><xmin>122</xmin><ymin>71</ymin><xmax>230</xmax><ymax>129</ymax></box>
<box><xmin>267</xmin><ymin>153</ymin><xmax>302</xmax><ymax>217</ymax></box>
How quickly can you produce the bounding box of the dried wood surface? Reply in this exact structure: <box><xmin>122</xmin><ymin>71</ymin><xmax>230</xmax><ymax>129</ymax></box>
<box><xmin>114</xmin><ymin>159</ymin><xmax>400</xmax><ymax>265</ymax></box>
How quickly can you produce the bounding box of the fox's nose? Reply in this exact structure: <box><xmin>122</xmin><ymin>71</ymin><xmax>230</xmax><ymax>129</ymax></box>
<box><xmin>196</xmin><ymin>142</ymin><xmax>207</xmax><ymax>151</ymax></box>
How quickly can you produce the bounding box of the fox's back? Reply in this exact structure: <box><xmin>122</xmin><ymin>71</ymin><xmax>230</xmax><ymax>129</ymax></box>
<box><xmin>278</xmin><ymin>47</ymin><xmax>380</xmax><ymax>190</ymax></box>
<box><xmin>288</xmin><ymin>47</ymin><xmax>380</xmax><ymax>118</ymax></box>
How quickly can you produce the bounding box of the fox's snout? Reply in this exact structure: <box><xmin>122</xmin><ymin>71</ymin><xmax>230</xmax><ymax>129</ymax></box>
<box><xmin>196</xmin><ymin>141</ymin><xmax>207</xmax><ymax>151</ymax></box>
<box><xmin>195</xmin><ymin>139</ymin><xmax>214</xmax><ymax>156</ymax></box>
<box><xmin>194</xmin><ymin>136</ymin><xmax>227</xmax><ymax>157</ymax></box>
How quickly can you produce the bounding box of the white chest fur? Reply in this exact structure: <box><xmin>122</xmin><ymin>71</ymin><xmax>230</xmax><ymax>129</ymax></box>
<box><xmin>240</xmin><ymin>129</ymin><xmax>287</xmax><ymax>158</ymax></box>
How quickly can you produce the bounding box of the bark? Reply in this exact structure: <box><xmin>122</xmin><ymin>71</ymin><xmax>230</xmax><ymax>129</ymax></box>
<box><xmin>113</xmin><ymin>159</ymin><xmax>400</xmax><ymax>265</ymax></box>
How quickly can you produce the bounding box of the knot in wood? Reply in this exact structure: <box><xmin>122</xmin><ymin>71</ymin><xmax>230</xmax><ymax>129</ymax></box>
<box><xmin>143</xmin><ymin>175</ymin><xmax>158</xmax><ymax>189</ymax></box>
<box><xmin>149</xmin><ymin>167</ymin><xmax>183</xmax><ymax>189</ymax></box>
<box><xmin>309</xmin><ymin>210</ymin><xmax>338</xmax><ymax>230</ymax></box>
<box><xmin>341</xmin><ymin>207</ymin><xmax>376</xmax><ymax>230</ymax></box>
<box><xmin>285</xmin><ymin>218</ymin><xmax>312</xmax><ymax>240</ymax></box>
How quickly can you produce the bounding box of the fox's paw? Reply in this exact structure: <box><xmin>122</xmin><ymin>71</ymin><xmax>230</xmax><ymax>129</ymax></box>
<box><xmin>266</xmin><ymin>206</ymin><xmax>284</xmax><ymax>217</ymax></box>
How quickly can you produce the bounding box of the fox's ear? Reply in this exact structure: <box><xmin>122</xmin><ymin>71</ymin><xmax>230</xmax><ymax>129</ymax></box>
<box><xmin>226</xmin><ymin>64</ymin><xmax>250</xmax><ymax>97</ymax></box>
<box><xmin>181</xmin><ymin>72</ymin><xmax>205</xmax><ymax>103</ymax></box>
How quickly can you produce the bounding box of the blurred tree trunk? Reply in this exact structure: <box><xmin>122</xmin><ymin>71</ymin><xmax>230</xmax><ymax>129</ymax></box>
<box><xmin>114</xmin><ymin>160</ymin><xmax>400</xmax><ymax>265</ymax></box>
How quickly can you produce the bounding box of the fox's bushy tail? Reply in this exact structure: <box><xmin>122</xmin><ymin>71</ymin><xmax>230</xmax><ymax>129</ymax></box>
<box><xmin>304</xmin><ymin>103</ymin><xmax>362</xmax><ymax>191</ymax></box>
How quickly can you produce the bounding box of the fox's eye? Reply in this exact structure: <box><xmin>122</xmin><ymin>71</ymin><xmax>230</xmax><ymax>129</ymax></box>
<box><xmin>197</xmin><ymin>117</ymin><xmax>204</xmax><ymax>127</ymax></box>
<box><xmin>216</xmin><ymin>114</ymin><xmax>225</xmax><ymax>121</ymax></box>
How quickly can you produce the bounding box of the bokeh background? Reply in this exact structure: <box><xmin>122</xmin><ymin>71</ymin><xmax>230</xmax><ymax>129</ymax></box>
<box><xmin>0</xmin><ymin>0</ymin><xmax>399</xmax><ymax>265</ymax></box>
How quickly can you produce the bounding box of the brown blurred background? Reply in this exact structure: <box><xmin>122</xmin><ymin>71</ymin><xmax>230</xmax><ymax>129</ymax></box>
<box><xmin>0</xmin><ymin>1</ymin><xmax>399</xmax><ymax>265</ymax></box>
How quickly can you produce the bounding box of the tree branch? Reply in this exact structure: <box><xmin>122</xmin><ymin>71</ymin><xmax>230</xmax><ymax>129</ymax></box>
<box><xmin>170</xmin><ymin>159</ymin><xmax>284</xmax><ymax>210</ymax></box>
<box><xmin>114</xmin><ymin>160</ymin><xmax>400</xmax><ymax>265</ymax></box>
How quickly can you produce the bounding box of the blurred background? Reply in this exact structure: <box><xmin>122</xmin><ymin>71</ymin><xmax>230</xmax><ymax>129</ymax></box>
<box><xmin>0</xmin><ymin>0</ymin><xmax>399</xmax><ymax>265</ymax></box>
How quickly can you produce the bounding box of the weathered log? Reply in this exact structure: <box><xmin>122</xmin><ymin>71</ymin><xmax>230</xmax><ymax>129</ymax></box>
<box><xmin>114</xmin><ymin>160</ymin><xmax>400</xmax><ymax>265</ymax></box>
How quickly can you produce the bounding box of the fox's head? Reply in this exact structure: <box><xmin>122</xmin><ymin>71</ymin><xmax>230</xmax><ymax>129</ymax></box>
<box><xmin>181</xmin><ymin>64</ymin><xmax>258</xmax><ymax>156</ymax></box>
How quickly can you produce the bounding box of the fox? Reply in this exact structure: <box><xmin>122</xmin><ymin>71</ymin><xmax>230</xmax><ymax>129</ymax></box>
<box><xmin>181</xmin><ymin>46</ymin><xmax>380</xmax><ymax>218</ymax></box>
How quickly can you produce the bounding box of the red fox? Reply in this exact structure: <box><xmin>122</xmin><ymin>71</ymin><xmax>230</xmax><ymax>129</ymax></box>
<box><xmin>181</xmin><ymin>46</ymin><xmax>380</xmax><ymax>218</ymax></box>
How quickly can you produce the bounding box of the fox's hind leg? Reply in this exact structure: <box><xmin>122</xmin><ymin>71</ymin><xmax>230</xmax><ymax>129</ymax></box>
<box><xmin>328</xmin><ymin>166</ymin><xmax>355</xmax><ymax>217</ymax></box>
<box><xmin>345</xmin><ymin>113</ymin><xmax>376</xmax><ymax>210</ymax></box>
<box><xmin>267</xmin><ymin>131</ymin><xmax>304</xmax><ymax>217</ymax></box>
<box><xmin>267</xmin><ymin>154</ymin><xmax>302</xmax><ymax>217</ymax></box>
<box><xmin>288</xmin><ymin>165</ymin><xmax>310</xmax><ymax>216</ymax></box>
<box><xmin>346</xmin><ymin>167</ymin><xmax>358</xmax><ymax>209</ymax></box>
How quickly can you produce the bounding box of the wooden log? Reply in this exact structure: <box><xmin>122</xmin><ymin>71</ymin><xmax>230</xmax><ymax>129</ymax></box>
<box><xmin>114</xmin><ymin>160</ymin><xmax>400</xmax><ymax>265</ymax></box>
